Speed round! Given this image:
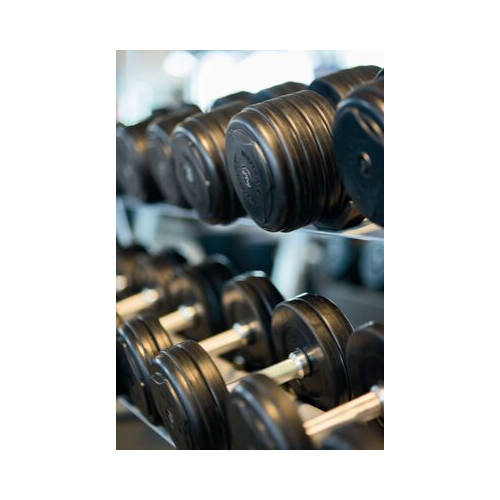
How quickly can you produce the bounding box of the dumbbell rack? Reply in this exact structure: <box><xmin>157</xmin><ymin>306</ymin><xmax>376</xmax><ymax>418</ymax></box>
<box><xmin>116</xmin><ymin>196</ymin><xmax>384</xmax><ymax>449</ymax></box>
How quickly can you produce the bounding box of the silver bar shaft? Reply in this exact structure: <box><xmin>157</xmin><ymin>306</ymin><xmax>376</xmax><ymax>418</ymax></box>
<box><xmin>304</xmin><ymin>386</ymin><xmax>384</xmax><ymax>446</ymax></box>
<box><xmin>198</xmin><ymin>323</ymin><xmax>253</xmax><ymax>357</ymax></box>
<box><xmin>116</xmin><ymin>288</ymin><xmax>160</xmax><ymax>318</ymax></box>
<box><xmin>159</xmin><ymin>305</ymin><xmax>198</xmax><ymax>333</ymax></box>
<box><xmin>226</xmin><ymin>349</ymin><xmax>309</xmax><ymax>393</ymax></box>
<box><xmin>116</xmin><ymin>274</ymin><xmax>128</xmax><ymax>294</ymax></box>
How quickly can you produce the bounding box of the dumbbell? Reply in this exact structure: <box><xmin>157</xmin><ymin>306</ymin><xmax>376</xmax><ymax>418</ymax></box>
<box><xmin>149</xmin><ymin>294</ymin><xmax>353</xmax><ymax>449</ymax></box>
<box><xmin>172</xmin><ymin>82</ymin><xmax>307</xmax><ymax>225</ymax></box>
<box><xmin>116</xmin><ymin>116</ymin><xmax>163</xmax><ymax>202</ymax></box>
<box><xmin>333</xmin><ymin>77</ymin><xmax>384</xmax><ymax>226</ymax></box>
<box><xmin>309</xmin><ymin>65</ymin><xmax>381</xmax><ymax>109</ymax></box>
<box><xmin>116</xmin><ymin>272</ymin><xmax>283</xmax><ymax>423</ymax></box>
<box><xmin>116</xmin><ymin>105</ymin><xmax>197</xmax><ymax>202</ymax></box>
<box><xmin>115</xmin><ymin>249</ymin><xmax>189</xmax><ymax>319</ymax></box>
<box><xmin>146</xmin><ymin>105</ymin><xmax>201</xmax><ymax>207</ymax></box>
<box><xmin>226</xmin><ymin>322</ymin><xmax>384</xmax><ymax>449</ymax></box>
<box><xmin>226</xmin><ymin>90</ymin><xmax>365</xmax><ymax>232</ymax></box>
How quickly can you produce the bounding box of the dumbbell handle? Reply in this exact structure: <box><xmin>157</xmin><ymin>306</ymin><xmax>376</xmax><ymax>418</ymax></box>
<box><xmin>226</xmin><ymin>349</ymin><xmax>310</xmax><ymax>392</ymax></box>
<box><xmin>116</xmin><ymin>274</ymin><xmax>128</xmax><ymax>294</ymax></box>
<box><xmin>198</xmin><ymin>322</ymin><xmax>255</xmax><ymax>357</ymax></box>
<box><xmin>116</xmin><ymin>288</ymin><xmax>160</xmax><ymax>318</ymax></box>
<box><xmin>158</xmin><ymin>305</ymin><xmax>199</xmax><ymax>333</ymax></box>
<box><xmin>304</xmin><ymin>385</ymin><xmax>384</xmax><ymax>446</ymax></box>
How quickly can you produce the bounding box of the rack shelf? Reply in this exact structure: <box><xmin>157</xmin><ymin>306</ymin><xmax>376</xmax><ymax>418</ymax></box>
<box><xmin>117</xmin><ymin>196</ymin><xmax>384</xmax><ymax>242</ymax></box>
<box><xmin>117</xmin><ymin>397</ymin><xmax>175</xmax><ymax>447</ymax></box>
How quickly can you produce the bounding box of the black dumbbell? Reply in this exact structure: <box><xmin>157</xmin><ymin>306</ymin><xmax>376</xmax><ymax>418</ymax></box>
<box><xmin>226</xmin><ymin>322</ymin><xmax>384</xmax><ymax>449</ymax></box>
<box><xmin>226</xmin><ymin>90</ymin><xmax>365</xmax><ymax>232</ymax></box>
<box><xmin>146</xmin><ymin>105</ymin><xmax>201</xmax><ymax>207</ymax></box>
<box><xmin>333</xmin><ymin>78</ymin><xmax>384</xmax><ymax>226</ymax></box>
<box><xmin>116</xmin><ymin>105</ymin><xmax>197</xmax><ymax>202</ymax></box>
<box><xmin>116</xmin><ymin>117</ymin><xmax>162</xmax><ymax>202</ymax></box>
<box><xmin>116</xmin><ymin>256</ymin><xmax>236</xmax><ymax>423</ymax></box>
<box><xmin>309</xmin><ymin>65</ymin><xmax>381</xmax><ymax>109</ymax></box>
<box><xmin>172</xmin><ymin>82</ymin><xmax>307</xmax><ymax>225</ymax></box>
<box><xmin>115</xmin><ymin>249</ymin><xmax>189</xmax><ymax>319</ymax></box>
<box><xmin>116</xmin><ymin>272</ymin><xmax>283</xmax><ymax>423</ymax></box>
<box><xmin>149</xmin><ymin>294</ymin><xmax>353</xmax><ymax>449</ymax></box>
<box><xmin>172</xmin><ymin>101</ymin><xmax>250</xmax><ymax>225</ymax></box>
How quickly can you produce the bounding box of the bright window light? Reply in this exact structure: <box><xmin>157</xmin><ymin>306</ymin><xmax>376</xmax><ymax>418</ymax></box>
<box><xmin>162</xmin><ymin>51</ymin><xmax>197</xmax><ymax>79</ymax></box>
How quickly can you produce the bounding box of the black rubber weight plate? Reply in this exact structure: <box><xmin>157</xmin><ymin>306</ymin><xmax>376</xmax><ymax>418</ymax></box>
<box><xmin>271</xmin><ymin>294</ymin><xmax>352</xmax><ymax>410</ymax></box>
<box><xmin>116</xmin><ymin>321</ymin><xmax>159</xmax><ymax>423</ymax></box>
<box><xmin>227</xmin><ymin>374</ymin><xmax>313</xmax><ymax>450</ymax></box>
<box><xmin>179</xmin><ymin>340</ymin><xmax>230</xmax><ymax>449</ymax></box>
<box><xmin>222</xmin><ymin>273</ymin><xmax>284</xmax><ymax>369</ymax></box>
<box><xmin>346</xmin><ymin>322</ymin><xmax>384</xmax><ymax>397</ymax></box>
<box><xmin>137</xmin><ymin>313</ymin><xmax>173</xmax><ymax>352</ymax></box>
<box><xmin>149</xmin><ymin>342</ymin><xmax>223</xmax><ymax>449</ymax></box>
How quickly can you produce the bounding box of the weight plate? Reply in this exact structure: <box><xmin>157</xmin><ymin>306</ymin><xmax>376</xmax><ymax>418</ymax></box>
<box><xmin>250</xmin><ymin>81</ymin><xmax>307</xmax><ymax>103</ymax></box>
<box><xmin>320</xmin><ymin>422</ymin><xmax>384</xmax><ymax>450</ymax></box>
<box><xmin>172</xmin><ymin>102</ymin><xmax>247</xmax><ymax>224</ymax></box>
<box><xmin>222</xmin><ymin>272</ymin><xmax>284</xmax><ymax>369</ymax></box>
<box><xmin>179</xmin><ymin>340</ymin><xmax>230</xmax><ymax>448</ymax></box>
<box><xmin>346</xmin><ymin>322</ymin><xmax>384</xmax><ymax>397</ymax></box>
<box><xmin>333</xmin><ymin>79</ymin><xmax>384</xmax><ymax>226</ymax></box>
<box><xmin>168</xmin><ymin>256</ymin><xmax>236</xmax><ymax>341</ymax></box>
<box><xmin>226</xmin><ymin>90</ymin><xmax>353</xmax><ymax>232</ymax></box>
<box><xmin>116</xmin><ymin>320</ymin><xmax>161</xmax><ymax>423</ymax></box>
<box><xmin>116</xmin><ymin>118</ymin><xmax>162</xmax><ymax>202</ymax></box>
<box><xmin>271</xmin><ymin>294</ymin><xmax>352</xmax><ymax>410</ymax></box>
<box><xmin>150</xmin><ymin>342</ymin><xmax>225</xmax><ymax>449</ymax></box>
<box><xmin>137</xmin><ymin>312</ymin><xmax>173</xmax><ymax>352</ymax></box>
<box><xmin>227</xmin><ymin>374</ymin><xmax>312</xmax><ymax>450</ymax></box>
<box><xmin>146</xmin><ymin>105</ymin><xmax>201</xmax><ymax>206</ymax></box>
<box><xmin>309</xmin><ymin>65</ymin><xmax>380</xmax><ymax>108</ymax></box>
<box><xmin>226</xmin><ymin>101</ymin><xmax>299</xmax><ymax>231</ymax></box>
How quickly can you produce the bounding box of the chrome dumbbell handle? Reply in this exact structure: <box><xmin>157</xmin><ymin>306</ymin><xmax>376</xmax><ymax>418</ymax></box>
<box><xmin>116</xmin><ymin>274</ymin><xmax>129</xmax><ymax>294</ymax></box>
<box><xmin>226</xmin><ymin>349</ymin><xmax>310</xmax><ymax>392</ymax></box>
<box><xmin>158</xmin><ymin>304</ymin><xmax>200</xmax><ymax>333</ymax></box>
<box><xmin>116</xmin><ymin>288</ymin><xmax>160</xmax><ymax>318</ymax></box>
<box><xmin>303</xmin><ymin>386</ymin><xmax>384</xmax><ymax>446</ymax></box>
<box><xmin>198</xmin><ymin>321</ymin><xmax>256</xmax><ymax>357</ymax></box>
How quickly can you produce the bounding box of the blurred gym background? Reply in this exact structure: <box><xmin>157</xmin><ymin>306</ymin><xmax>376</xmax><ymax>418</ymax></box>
<box><xmin>116</xmin><ymin>50</ymin><xmax>384</xmax><ymax>123</ymax></box>
<box><xmin>116</xmin><ymin>51</ymin><xmax>384</xmax><ymax>448</ymax></box>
